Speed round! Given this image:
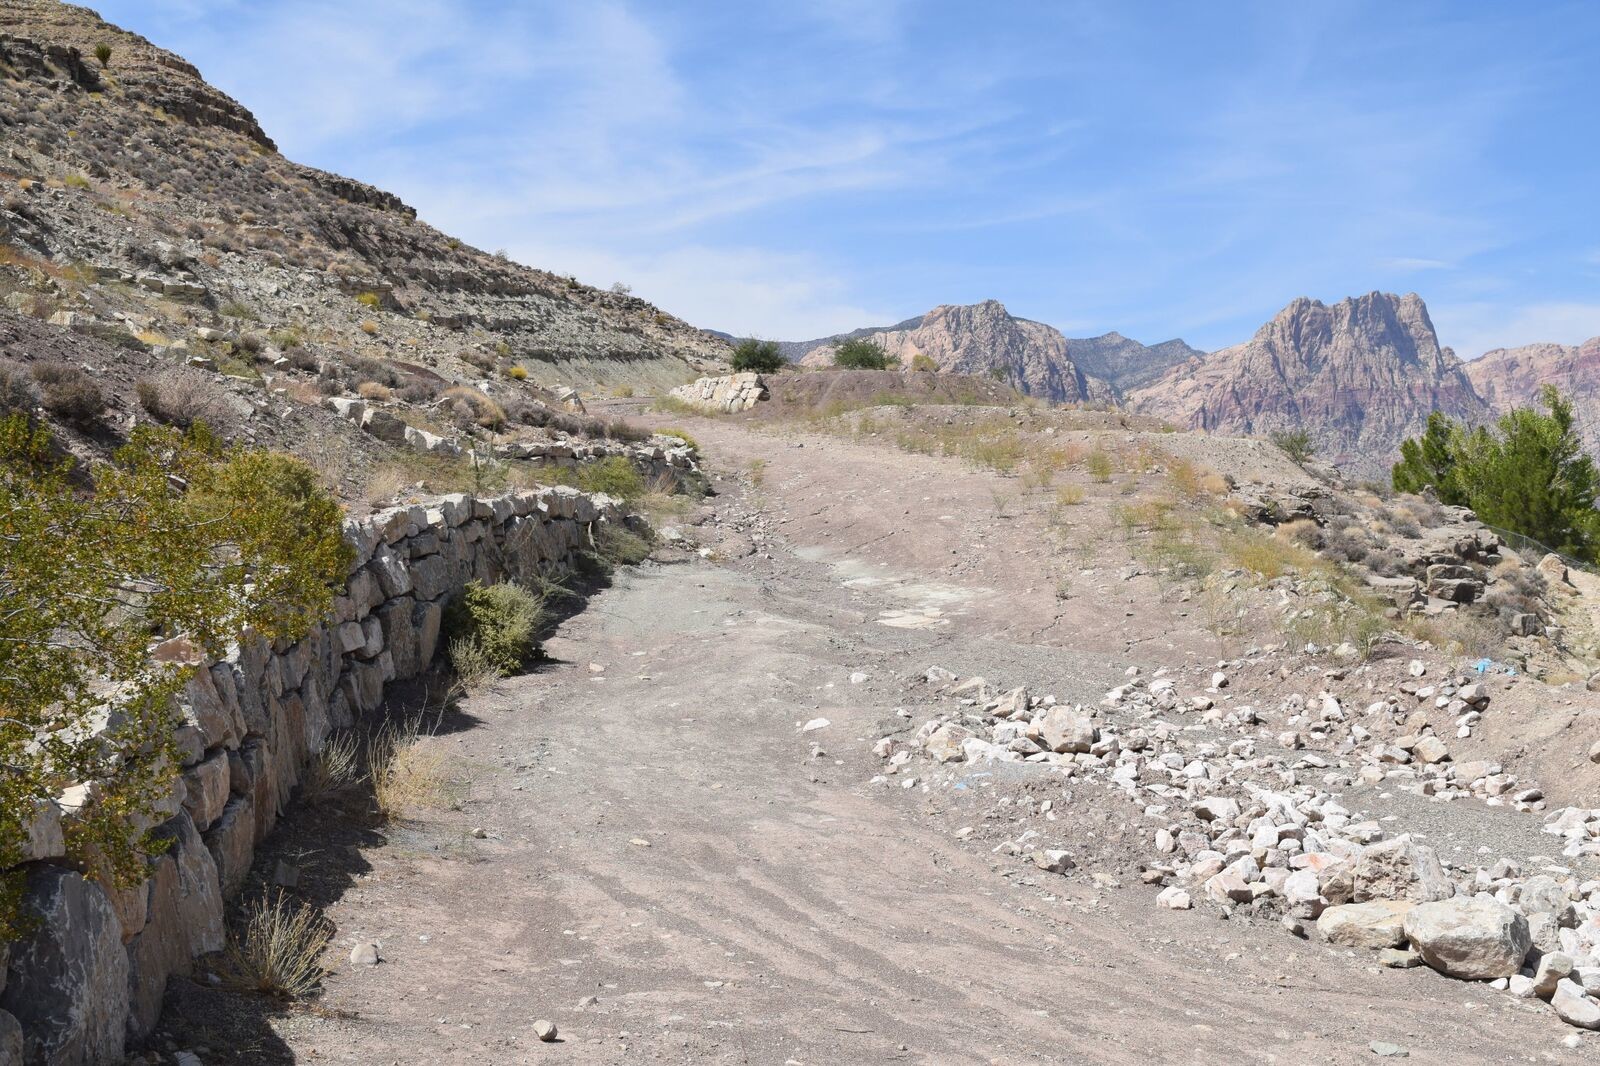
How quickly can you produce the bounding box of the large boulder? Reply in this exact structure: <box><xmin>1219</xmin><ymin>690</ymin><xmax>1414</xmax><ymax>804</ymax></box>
<box><xmin>1316</xmin><ymin>900</ymin><xmax>1415</xmax><ymax>949</ymax></box>
<box><xmin>1039</xmin><ymin>707</ymin><xmax>1095</xmax><ymax>754</ymax></box>
<box><xmin>1403</xmin><ymin>897</ymin><xmax>1531</xmax><ymax>979</ymax></box>
<box><xmin>0</xmin><ymin>867</ymin><xmax>129</xmax><ymax>1065</ymax></box>
<box><xmin>0</xmin><ymin>1009</ymin><xmax>21</xmax><ymax>1064</ymax></box>
<box><xmin>1351</xmin><ymin>837</ymin><xmax>1453</xmax><ymax>903</ymax></box>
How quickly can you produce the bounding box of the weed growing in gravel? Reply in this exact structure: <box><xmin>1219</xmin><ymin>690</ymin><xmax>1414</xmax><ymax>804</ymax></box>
<box><xmin>1085</xmin><ymin>449</ymin><xmax>1114</xmax><ymax>482</ymax></box>
<box><xmin>223</xmin><ymin>892</ymin><xmax>331</xmax><ymax>999</ymax></box>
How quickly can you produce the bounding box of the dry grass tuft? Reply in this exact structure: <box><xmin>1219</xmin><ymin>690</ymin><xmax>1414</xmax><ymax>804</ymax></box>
<box><xmin>298</xmin><ymin>731</ymin><xmax>361</xmax><ymax>806</ymax></box>
<box><xmin>368</xmin><ymin>717</ymin><xmax>453</xmax><ymax>822</ymax></box>
<box><xmin>222</xmin><ymin>891</ymin><xmax>332</xmax><ymax>999</ymax></box>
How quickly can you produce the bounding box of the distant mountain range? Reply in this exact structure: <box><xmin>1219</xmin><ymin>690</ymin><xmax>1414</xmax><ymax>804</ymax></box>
<box><xmin>766</xmin><ymin>295</ymin><xmax>1598</xmax><ymax>473</ymax></box>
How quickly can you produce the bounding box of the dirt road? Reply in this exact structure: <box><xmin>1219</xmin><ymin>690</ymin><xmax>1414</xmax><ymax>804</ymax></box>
<box><xmin>159</xmin><ymin>421</ymin><xmax>1577</xmax><ymax>1065</ymax></box>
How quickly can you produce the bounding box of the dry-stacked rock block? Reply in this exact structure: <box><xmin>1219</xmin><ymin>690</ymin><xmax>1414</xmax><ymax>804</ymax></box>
<box><xmin>668</xmin><ymin>372</ymin><xmax>768</xmax><ymax>413</ymax></box>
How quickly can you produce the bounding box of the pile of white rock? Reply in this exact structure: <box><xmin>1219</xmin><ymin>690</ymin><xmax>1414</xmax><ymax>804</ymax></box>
<box><xmin>882</xmin><ymin>665</ymin><xmax>1600</xmax><ymax>1033</ymax></box>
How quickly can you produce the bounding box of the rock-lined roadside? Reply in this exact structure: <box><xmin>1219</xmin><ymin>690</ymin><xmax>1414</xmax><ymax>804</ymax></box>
<box><xmin>881</xmin><ymin>655</ymin><xmax>1600</xmax><ymax>1035</ymax></box>
<box><xmin>0</xmin><ymin>486</ymin><xmax>632</xmax><ymax>1065</ymax></box>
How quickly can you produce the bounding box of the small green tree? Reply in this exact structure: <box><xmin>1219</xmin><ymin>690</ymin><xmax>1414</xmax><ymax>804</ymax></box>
<box><xmin>93</xmin><ymin>43</ymin><xmax>112</xmax><ymax>68</ymax></box>
<box><xmin>1391</xmin><ymin>411</ymin><xmax>1468</xmax><ymax>504</ymax></box>
<box><xmin>0</xmin><ymin>417</ymin><xmax>351</xmax><ymax>937</ymax></box>
<box><xmin>1268</xmin><ymin>428</ymin><xmax>1316</xmax><ymax>465</ymax></box>
<box><xmin>1391</xmin><ymin>387</ymin><xmax>1600</xmax><ymax>560</ymax></box>
<box><xmin>730</xmin><ymin>338</ymin><xmax>785</xmax><ymax>374</ymax></box>
<box><xmin>1462</xmin><ymin>386</ymin><xmax>1600</xmax><ymax>558</ymax></box>
<box><xmin>832</xmin><ymin>338</ymin><xmax>892</xmax><ymax>370</ymax></box>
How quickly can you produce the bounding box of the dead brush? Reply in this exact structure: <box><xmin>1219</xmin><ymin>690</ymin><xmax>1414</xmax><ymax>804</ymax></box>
<box><xmin>222</xmin><ymin>891</ymin><xmax>332</xmax><ymax>999</ymax></box>
<box><xmin>297</xmin><ymin>731</ymin><xmax>361</xmax><ymax>806</ymax></box>
<box><xmin>368</xmin><ymin>717</ymin><xmax>453</xmax><ymax>822</ymax></box>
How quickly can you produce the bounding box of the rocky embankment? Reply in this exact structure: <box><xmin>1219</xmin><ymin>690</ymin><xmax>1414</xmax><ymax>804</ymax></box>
<box><xmin>882</xmin><ymin>651</ymin><xmax>1600</xmax><ymax>1040</ymax></box>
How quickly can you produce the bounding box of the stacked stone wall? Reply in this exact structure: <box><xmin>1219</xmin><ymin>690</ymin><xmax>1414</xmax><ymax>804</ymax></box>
<box><xmin>0</xmin><ymin>485</ymin><xmax>625</xmax><ymax>1065</ymax></box>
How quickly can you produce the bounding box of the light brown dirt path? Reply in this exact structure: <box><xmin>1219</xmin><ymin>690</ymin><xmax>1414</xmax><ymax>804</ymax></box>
<box><xmin>187</xmin><ymin>420</ymin><xmax>1576</xmax><ymax>1065</ymax></box>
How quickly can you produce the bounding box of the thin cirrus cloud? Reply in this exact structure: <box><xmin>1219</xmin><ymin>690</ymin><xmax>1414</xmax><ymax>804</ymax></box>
<box><xmin>87</xmin><ymin>1</ymin><xmax>1600</xmax><ymax>350</ymax></box>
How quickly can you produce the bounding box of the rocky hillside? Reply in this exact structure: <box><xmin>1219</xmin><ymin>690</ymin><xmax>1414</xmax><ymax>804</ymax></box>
<box><xmin>1061</xmin><ymin>331</ymin><xmax>1202</xmax><ymax>392</ymax></box>
<box><xmin>789</xmin><ymin>300</ymin><xmax>1114</xmax><ymax>405</ymax></box>
<box><xmin>1466</xmin><ymin>337</ymin><xmax>1600</xmax><ymax>454</ymax></box>
<box><xmin>0</xmin><ymin>0</ymin><xmax>729</xmax><ymax>403</ymax></box>
<box><xmin>1129</xmin><ymin>292</ymin><xmax>1486</xmax><ymax>473</ymax></box>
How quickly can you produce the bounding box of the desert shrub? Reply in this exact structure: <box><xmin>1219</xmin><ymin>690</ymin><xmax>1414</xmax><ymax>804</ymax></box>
<box><xmin>440</xmin><ymin>386</ymin><xmax>505</xmax><ymax>430</ymax></box>
<box><xmin>1323</xmin><ymin>526</ymin><xmax>1370</xmax><ymax>564</ymax></box>
<box><xmin>31</xmin><ymin>362</ymin><xmax>106</xmax><ymax>425</ymax></box>
<box><xmin>285</xmin><ymin>347</ymin><xmax>320</xmax><ymax>373</ymax></box>
<box><xmin>357</xmin><ymin>381</ymin><xmax>393</xmax><ymax>401</ymax></box>
<box><xmin>136</xmin><ymin>373</ymin><xmax>237</xmax><ymax>431</ymax></box>
<box><xmin>444</xmin><ymin>580</ymin><xmax>545</xmax><ymax>675</ymax></box>
<box><xmin>833</xmin><ymin>338</ymin><xmax>892</xmax><ymax>370</ymax></box>
<box><xmin>909</xmin><ymin>352</ymin><xmax>938</xmax><ymax>372</ymax></box>
<box><xmin>350</xmin><ymin>356</ymin><xmax>400</xmax><ymax>388</ymax></box>
<box><xmin>576</xmin><ymin>455</ymin><xmax>646</xmax><ymax>499</ymax></box>
<box><xmin>505</xmin><ymin>365</ymin><xmax>528</xmax><ymax>381</ymax></box>
<box><xmin>1085</xmin><ymin>449</ymin><xmax>1114</xmax><ymax>482</ymax></box>
<box><xmin>359</xmin><ymin>320</ymin><xmax>379</xmax><ymax>336</ymax></box>
<box><xmin>93</xmin><ymin>43</ymin><xmax>112</xmax><ymax>67</ymax></box>
<box><xmin>237</xmin><ymin>332</ymin><xmax>264</xmax><ymax>356</ymax></box>
<box><xmin>730</xmin><ymin>338</ymin><xmax>784</xmax><ymax>373</ymax></box>
<box><xmin>355</xmin><ymin>291</ymin><xmax>382</xmax><ymax>308</ymax></box>
<box><xmin>223</xmin><ymin>892</ymin><xmax>331</xmax><ymax>999</ymax></box>
<box><xmin>269</xmin><ymin>328</ymin><xmax>302</xmax><ymax>349</ymax></box>
<box><xmin>1056</xmin><ymin>485</ymin><xmax>1085</xmax><ymax>506</ymax></box>
<box><xmin>0</xmin><ymin>361</ymin><xmax>36</xmax><ymax>412</ymax></box>
<box><xmin>592</xmin><ymin>521</ymin><xmax>653</xmax><ymax>568</ymax></box>
<box><xmin>0</xmin><ymin>419</ymin><xmax>350</xmax><ymax>939</ymax></box>
<box><xmin>398</xmin><ymin>380</ymin><xmax>437</xmax><ymax>404</ymax></box>
<box><xmin>1269</xmin><ymin>428</ymin><xmax>1316</xmax><ymax>465</ymax></box>
<box><xmin>447</xmin><ymin>635</ymin><xmax>502</xmax><ymax>694</ymax></box>
<box><xmin>462</xmin><ymin>349</ymin><xmax>498</xmax><ymax>374</ymax></box>
<box><xmin>218</xmin><ymin>300</ymin><xmax>257</xmax><ymax>321</ymax></box>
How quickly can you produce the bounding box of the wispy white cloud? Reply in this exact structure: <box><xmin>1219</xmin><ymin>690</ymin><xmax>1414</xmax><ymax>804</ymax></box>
<box><xmin>503</xmin><ymin>241</ymin><xmax>892</xmax><ymax>340</ymax></box>
<box><xmin>89</xmin><ymin>0</ymin><xmax>1600</xmax><ymax>345</ymax></box>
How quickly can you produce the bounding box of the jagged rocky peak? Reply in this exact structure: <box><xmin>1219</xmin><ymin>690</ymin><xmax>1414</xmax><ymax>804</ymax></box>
<box><xmin>1064</xmin><ymin>330</ymin><xmax>1203</xmax><ymax>392</ymax></box>
<box><xmin>1129</xmin><ymin>291</ymin><xmax>1486</xmax><ymax>474</ymax></box>
<box><xmin>1467</xmin><ymin>336</ymin><xmax>1600</xmax><ymax>456</ymax></box>
<box><xmin>793</xmin><ymin>299</ymin><xmax>1114</xmax><ymax>405</ymax></box>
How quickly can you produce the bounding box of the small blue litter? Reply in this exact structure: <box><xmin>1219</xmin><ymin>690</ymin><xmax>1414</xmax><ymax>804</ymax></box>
<box><xmin>1473</xmin><ymin>658</ymin><xmax>1493</xmax><ymax>674</ymax></box>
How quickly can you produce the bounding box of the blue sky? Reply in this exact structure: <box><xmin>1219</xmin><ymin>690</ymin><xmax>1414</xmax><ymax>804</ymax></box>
<box><xmin>95</xmin><ymin>1</ymin><xmax>1600</xmax><ymax>355</ymax></box>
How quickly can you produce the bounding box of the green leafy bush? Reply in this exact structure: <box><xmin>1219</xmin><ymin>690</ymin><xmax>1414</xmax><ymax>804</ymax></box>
<box><xmin>730</xmin><ymin>338</ymin><xmax>785</xmax><ymax>373</ymax></box>
<box><xmin>576</xmin><ymin>455</ymin><xmax>646</xmax><ymax>499</ymax></box>
<box><xmin>1392</xmin><ymin>386</ymin><xmax>1600</xmax><ymax>560</ymax></box>
<box><xmin>833</xmin><ymin>338</ymin><xmax>891</xmax><ymax>370</ymax></box>
<box><xmin>0</xmin><ymin>418</ymin><xmax>351</xmax><ymax>938</ymax></box>
<box><xmin>444</xmin><ymin>580</ymin><xmax>545</xmax><ymax>676</ymax></box>
<box><xmin>1269</xmin><ymin>428</ymin><xmax>1316</xmax><ymax>465</ymax></box>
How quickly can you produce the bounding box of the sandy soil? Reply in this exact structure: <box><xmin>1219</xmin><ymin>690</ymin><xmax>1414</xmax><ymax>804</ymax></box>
<box><xmin>150</xmin><ymin>414</ymin><xmax>1597</xmax><ymax>1065</ymax></box>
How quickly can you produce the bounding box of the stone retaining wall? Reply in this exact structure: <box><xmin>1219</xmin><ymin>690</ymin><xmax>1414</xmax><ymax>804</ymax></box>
<box><xmin>0</xmin><ymin>485</ymin><xmax>627</xmax><ymax>1066</ymax></box>
<box><xmin>668</xmin><ymin>372</ymin><xmax>767</xmax><ymax>413</ymax></box>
